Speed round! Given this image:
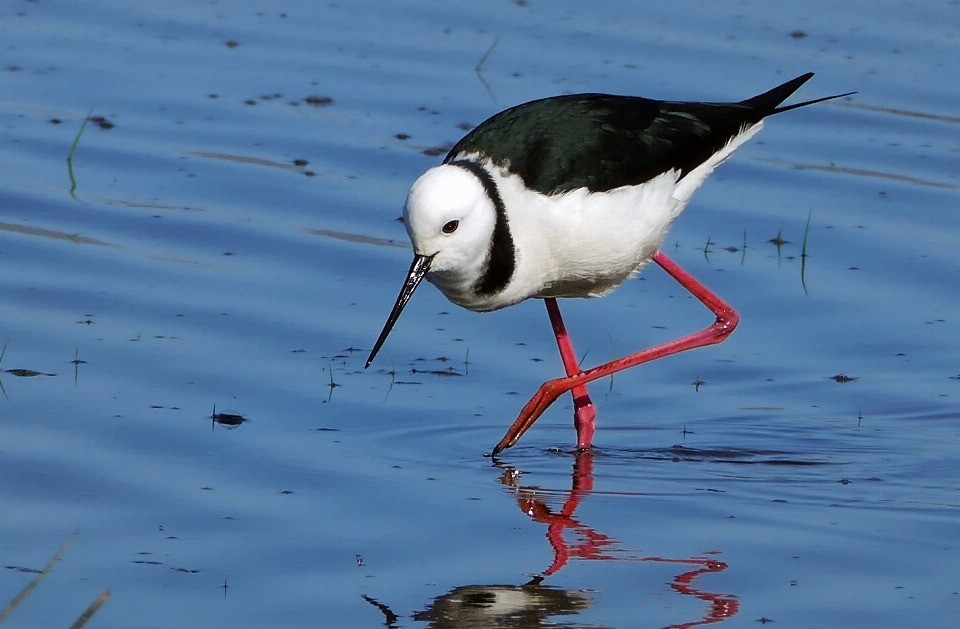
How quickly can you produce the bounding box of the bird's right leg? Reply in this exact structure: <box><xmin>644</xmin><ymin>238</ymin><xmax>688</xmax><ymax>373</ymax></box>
<box><xmin>493</xmin><ymin>252</ymin><xmax>738</xmax><ymax>455</ymax></box>
<box><xmin>544</xmin><ymin>298</ymin><xmax>597</xmax><ymax>450</ymax></box>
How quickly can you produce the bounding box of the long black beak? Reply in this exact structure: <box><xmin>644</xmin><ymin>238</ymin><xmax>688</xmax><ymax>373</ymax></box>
<box><xmin>365</xmin><ymin>253</ymin><xmax>436</xmax><ymax>368</ymax></box>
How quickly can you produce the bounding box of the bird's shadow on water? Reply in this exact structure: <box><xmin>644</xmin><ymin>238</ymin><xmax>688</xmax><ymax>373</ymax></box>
<box><xmin>492</xmin><ymin>437</ymin><xmax>832</xmax><ymax>470</ymax></box>
<box><xmin>621</xmin><ymin>444</ymin><xmax>828</xmax><ymax>467</ymax></box>
<box><xmin>364</xmin><ymin>449</ymin><xmax>745</xmax><ymax>629</ymax></box>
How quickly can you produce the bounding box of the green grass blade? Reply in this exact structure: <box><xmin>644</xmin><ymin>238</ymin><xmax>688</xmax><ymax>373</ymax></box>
<box><xmin>0</xmin><ymin>531</ymin><xmax>78</xmax><ymax>624</ymax></box>
<box><xmin>67</xmin><ymin>590</ymin><xmax>111</xmax><ymax>629</ymax></box>
<box><xmin>800</xmin><ymin>210</ymin><xmax>812</xmax><ymax>295</ymax></box>
<box><xmin>67</xmin><ymin>107</ymin><xmax>95</xmax><ymax>200</ymax></box>
<box><xmin>475</xmin><ymin>35</ymin><xmax>500</xmax><ymax>72</ymax></box>
<box><xmin>475</xmin><ymin>36</ymin><xmax>500</xmax><ymax>102</ymax></box>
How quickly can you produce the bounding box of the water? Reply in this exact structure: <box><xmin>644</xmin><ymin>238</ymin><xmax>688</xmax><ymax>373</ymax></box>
<box><xmin>1</xmin><ymin>1</ymin><xmax>959</xmax><ymax>627</ymax></box>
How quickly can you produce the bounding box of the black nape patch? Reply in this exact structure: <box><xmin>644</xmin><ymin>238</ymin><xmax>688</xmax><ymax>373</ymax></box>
<box><xmin>448</xmin><ymin>160</ymin><xmax>516</xmax><ymax>296</ymax></box>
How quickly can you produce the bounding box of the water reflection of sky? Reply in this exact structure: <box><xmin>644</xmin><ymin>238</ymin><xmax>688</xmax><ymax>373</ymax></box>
<box><xmin>1</xmin><ymin>1</ymin><xmax>959</xmax><ymax>627</ymax></box>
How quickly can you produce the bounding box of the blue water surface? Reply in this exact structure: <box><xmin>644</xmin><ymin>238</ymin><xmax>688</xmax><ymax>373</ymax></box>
<box><xmin>1</xmin><ymin>1</ymin><xmax>958</xmax><ymax>627</ymax></box>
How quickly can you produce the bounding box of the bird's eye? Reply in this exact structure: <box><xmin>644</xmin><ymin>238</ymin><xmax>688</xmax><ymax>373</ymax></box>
<box><xmin>442</xmin><ymin>220</ymin><xmax>459</xmax><ymax>234</ymax></box>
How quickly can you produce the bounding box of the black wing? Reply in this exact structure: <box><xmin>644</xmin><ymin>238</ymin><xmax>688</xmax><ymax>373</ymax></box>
<box><xmin>445</xmin><ymin>73</ymin><xmax>822</xmax><ymax>195</ymax></box>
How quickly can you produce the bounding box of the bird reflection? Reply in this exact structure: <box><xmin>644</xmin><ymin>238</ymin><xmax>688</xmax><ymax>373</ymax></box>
<box><xmin>496</xmin><ymin>450</ymin><xmax>739</xmax><ymax>628</ymax></box>
<box><xmin>368</xmin><ymin>451</ymin><xmax>738</xmax><ymax>629</ymax></box>
<box><xmin>501</xmin><ymin>449</ymin><xmax>613</xmax><ymax>577</ymax></box>
<box><xmin>411</xmin><ymin>583</ymin><xmax>589</xmax><ymax>629</ymax></box>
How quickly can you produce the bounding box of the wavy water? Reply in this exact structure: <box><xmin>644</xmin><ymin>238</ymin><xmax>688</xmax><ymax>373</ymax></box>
<box><xmin>2</xmin><ymin>1</ymin><xmax>959</xmax><ymax>627</ymax></box>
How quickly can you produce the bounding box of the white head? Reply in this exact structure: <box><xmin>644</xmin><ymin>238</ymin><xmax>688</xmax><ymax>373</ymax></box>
<box><xmin>366</xmin><ymin>163</ymin><xmax>497</xmax><ymax>368</ymax></box>
<box><xmin>404</xmin><ymin>164</ymin><xmax>496</xmax><ymax>279</ymax></box>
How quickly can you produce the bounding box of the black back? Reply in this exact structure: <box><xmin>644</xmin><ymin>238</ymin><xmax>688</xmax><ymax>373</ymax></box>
<box><xmin>444</xmin><ymin>73</ymin><xmax>818</xmax><ymax>195</ymax></box>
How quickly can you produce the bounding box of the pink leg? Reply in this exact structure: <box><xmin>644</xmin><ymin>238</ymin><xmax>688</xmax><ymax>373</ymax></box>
<box><xmin>544</xmin><ymin>298</ymin><xmax>596</xmax><ymax>449</ymax></box>
<box><xmin>493</xmin><ymin>251</ymin><xmax>739</xmax><ymax>455</ymax></box>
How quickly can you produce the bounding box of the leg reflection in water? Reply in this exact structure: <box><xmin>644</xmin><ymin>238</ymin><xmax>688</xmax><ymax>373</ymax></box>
<box><xmin>497</xmin><ymin>450</ymin><xmax>740</xmax><ymax>628</ymax></box>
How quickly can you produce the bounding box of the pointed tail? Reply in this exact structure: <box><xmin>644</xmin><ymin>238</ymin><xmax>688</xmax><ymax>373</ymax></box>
<box><xmin>740</xmin><ymin>72</ymin><xmax>856</xmax><ymax>116</ymax></box>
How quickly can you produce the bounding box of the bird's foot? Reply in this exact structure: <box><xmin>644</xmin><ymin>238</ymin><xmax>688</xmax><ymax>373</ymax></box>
<box><xmin>572</xmin><ymin>393</ymin><xmax>596</xmax><ymax>450</ymax></box>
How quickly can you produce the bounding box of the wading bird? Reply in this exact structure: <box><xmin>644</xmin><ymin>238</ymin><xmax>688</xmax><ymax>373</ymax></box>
<box><xmin>366</xmin><ymin>72</ymin><xmax>851</xmax><ymax>454</ymax></box>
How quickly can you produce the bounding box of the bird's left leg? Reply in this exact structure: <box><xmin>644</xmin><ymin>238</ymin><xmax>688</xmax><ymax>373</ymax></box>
<box><xmin>493</xmin><ymin>251</ymin><xmax>739</xmax><ymax>455</ymax></box>
<box><xmin>544</xmin><ymin>298</ymin><xmax>596</xmax><ymax>450</ymax></box>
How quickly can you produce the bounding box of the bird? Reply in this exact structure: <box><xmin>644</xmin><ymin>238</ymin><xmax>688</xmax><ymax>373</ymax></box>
<box><xmin>365</xmin><ymin>72</ymin><xmax>852</xmax><ymax>455</ymax></box>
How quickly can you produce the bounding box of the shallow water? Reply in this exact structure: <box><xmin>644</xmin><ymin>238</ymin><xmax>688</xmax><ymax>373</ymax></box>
<box><xmin>2</xmin><ymin>1</ymin><xmax>959</xmax><ymax>627</ymax></box>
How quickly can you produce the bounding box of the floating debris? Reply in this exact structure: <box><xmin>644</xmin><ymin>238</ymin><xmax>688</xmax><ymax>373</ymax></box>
<box><xmin>211</xmin><ymin>405</ymin><xmax>248</xmax><ymax>429</ymax></box>
<box><xmin>3</xmin><ymin>368</ymin><xmax>56</xmax><ymax>377</ymax></box>
<box><xmin>422</xmin><ymin>142</ymin><xmax>455</xmax><ymax>157</ymax></box>
<box><xmin>88</xmin><ymin>116</ymin><xmax>114</xmax><ymax>130</ymax></box>
<box><xmin>304</xmin><ymin>95</ymin><xmax>334</xmax><ymax>107</ymax></box>
<box><xmin>768</xmin><ymin>230</ymin><xmax>790</xmax><ymax>247</ymax></box>
<box><xmin>830</xmin><ymin>374</ymin><xmax>858</xmax><ymax>383</ymax></box>
<box><xmin>410</xmin><ymin>367</ymin><xmax>463</xmax><ymax>377</ymax></box>
<box><xmin>4</xmin><ymin>565</ymin><xmax>43</xmax><ymax>574</ymax></box>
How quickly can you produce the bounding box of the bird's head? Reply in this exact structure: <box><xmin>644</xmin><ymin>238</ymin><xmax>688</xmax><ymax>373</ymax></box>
<box><xmin>404</xmin><ymin>164</ymin><xmax>496</xmax><ymax>275</ymax></box>
<box><xmin>366</xmin><ymin>164</ymin><xmax>496</xmax><ymax>368</ymax></box>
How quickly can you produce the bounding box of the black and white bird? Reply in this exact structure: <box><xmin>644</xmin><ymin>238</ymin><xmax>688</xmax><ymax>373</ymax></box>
<box><xmin>366</xmin><ymin>72</ymin><xmax>851</xmax><ymax>454</ymax></box>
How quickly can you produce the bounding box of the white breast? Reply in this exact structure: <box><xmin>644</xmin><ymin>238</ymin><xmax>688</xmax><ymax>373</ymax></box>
<box><xmin>499</xmin><ymin>169</ymin><xmax>683</xmax><ymax>301</ymax></box>
<box><xmin>443</xmin><ymin>123</ymin><xmax>763</xmax><ymax>311</ymax></box>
